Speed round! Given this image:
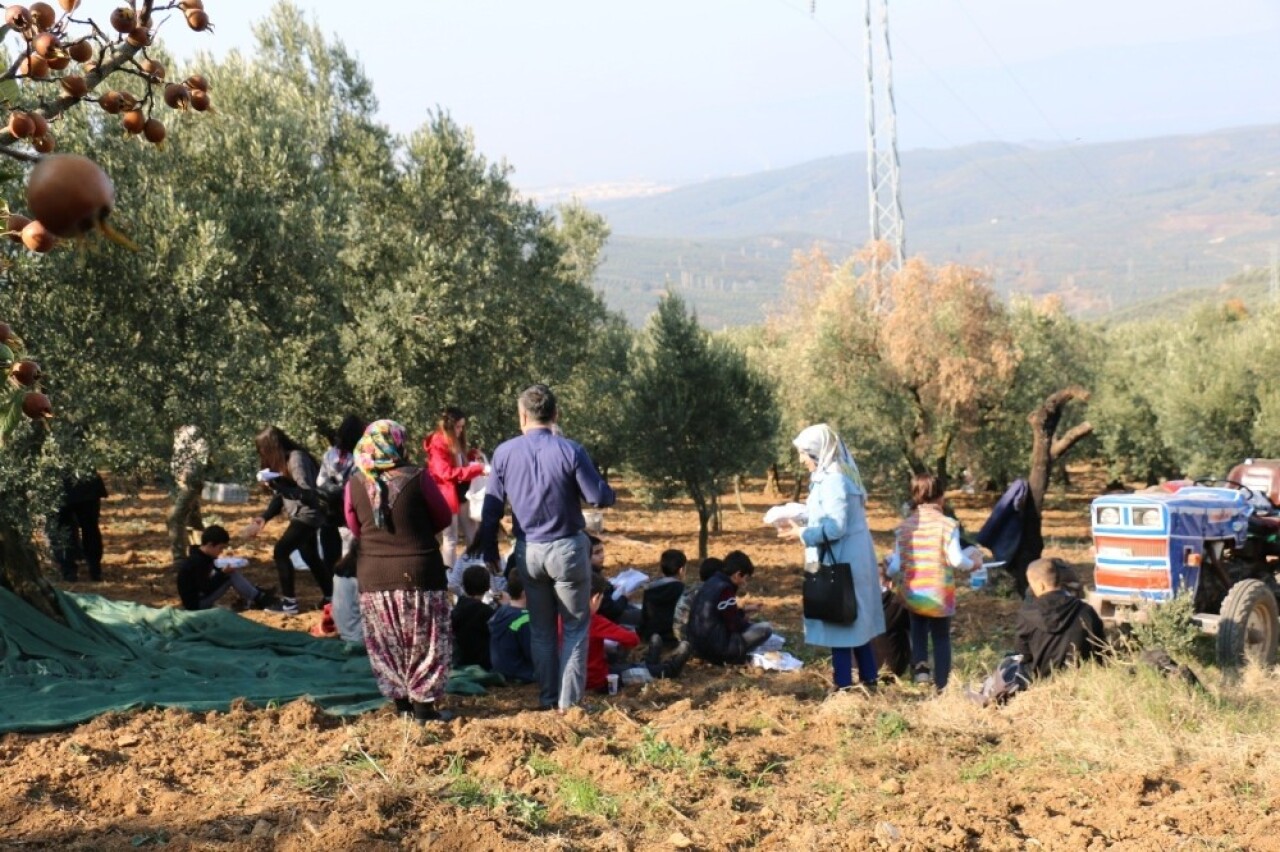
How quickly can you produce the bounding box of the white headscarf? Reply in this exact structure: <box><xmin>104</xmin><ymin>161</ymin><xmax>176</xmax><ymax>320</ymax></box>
<box><xmin>793</xmin><ymin>424</ymin><xmax>865</xmax><ymax>493</ymax></box>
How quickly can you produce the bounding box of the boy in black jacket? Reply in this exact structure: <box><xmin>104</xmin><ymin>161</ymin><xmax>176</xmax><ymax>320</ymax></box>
<box><xmin>1015</xmin><ymin>558</ymin><xmax>1106</xmax><ymax>679</ymax></box>
<box><xmin>640</xmin><ymin>548</ymin><xmax>687</xmax><ymax>645</ymax></box>
<box><xmin>452</xmin><ymin>563</ymin><xmax>496</xmax><ymax>669</ymax></box>
<box><xmin>687</xmin><ymin>551</ymin><xmax>772</xmax><ymax>665</ymax></box>
<box><xmin>176</xmin><ymin>526</ymin><xmax>273</xmax><ymax>611</ymax></box>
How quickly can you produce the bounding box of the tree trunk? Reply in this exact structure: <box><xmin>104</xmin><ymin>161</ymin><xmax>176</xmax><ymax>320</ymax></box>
<box><xmin>764</xmin><ymin>463</ymin><xmax>780</xmax><ymax>497</ymax></box>
<box><xmin>791</xmin><ymin>470</ymin><xmax>804</xmax><ymax>502</ymax></box>
<box><xmin>697</xmin><ymin>506</ymin><xmax>711</xmax><ymax>561</ymax></box>
<box><xmin>1028</xmin><ymin>387</ymin><xmax>1094</xmax><ymax>512</ymax></box>
<box><xmin>711</xmin><ymin>492</ymin><xmax>722</xmax><ymax>534</ymax></box>
<box><xmin>733</xmin><ymin>475</ymin><xmax>746</xmax><ymax>513</ymax></box>
<box><xmin>0</xmin><ymin>522</ymin><xmax>65</xmax><ymax>624</ymax></box>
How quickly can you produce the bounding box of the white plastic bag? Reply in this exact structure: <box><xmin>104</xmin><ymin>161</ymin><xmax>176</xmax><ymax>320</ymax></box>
<box><xmin>751</xmin><ymin>651</ymin><xmax>804</xmax><ymax>672</ymax></box>
<box><xmin>465</xmin><ymin>454</ymin><xmax>489</xmax><ymax>522</ymax></box>
<box><xmin>609</xmin><ymin>567</ymin><xmax>650</xmax><ymax>599</ymax></box>
<box><xmin>763</xmin><ymin>503</ymin><xmax>808</xmax><ymax>528</ymax></box>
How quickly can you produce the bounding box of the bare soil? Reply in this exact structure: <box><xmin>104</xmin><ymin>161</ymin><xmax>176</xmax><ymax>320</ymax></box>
<box><xmin>1</xmin><ymin>471</ymin><xmax>1273</xmax><ymax>851</ymax></box>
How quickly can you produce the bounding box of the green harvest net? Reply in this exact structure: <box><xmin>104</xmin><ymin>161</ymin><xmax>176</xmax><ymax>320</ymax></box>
<box><xmin>0</xmin><ymin>588</ymin><xmax>387</xmax><ymax>732</ymax></box>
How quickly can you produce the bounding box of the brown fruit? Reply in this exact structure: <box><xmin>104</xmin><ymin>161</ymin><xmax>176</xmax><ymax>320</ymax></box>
<box><xmin>19</xmin><ymin>55</ymin><xmax>49</xmax><ymax>79</ymax></box>
<box><xmin>6</xmin><ymin>213</ymin><xmax>31</xmax><ymax>242</ymax></box>
<box><xmin>46</xmin><ymin>53</ymin><xmax>69</xmax><ymax>71</ymax></box>
<box><xmin>8</xmin><ymin>111</ymin><xmax>35</xmax><ymax>138</ymax></box>
<box><xmin>142</xmin><ymin>117</ymin><xmax>164</xmax><ymax>144</ymax></box>
<box><xmin>21</xmin><ymin>391</ymin><xmax>52</xmax><ymax>419</ymax></box>
<box><xmin>29</xmin><ymin>1</ymin><xmax>54</xmax><ymax>30</ymax></box>
<box><xmin>20</xmin><ymin>219</ymin><xmax>56</xmax><ymax>252</ymax></box>
<box><xmin>139</xmin><ymin>58</ymin><xmax>163</xmax><ymax>81</ymax></box>
<box><xmin>189</xmin><ymin>89</ymin><xmax>210</xmax><ymax>112</ymax></box>
<box><xmin>29</xmin><ymin>113</ymin><xmax>47</xmax><ymax>137</ymax></box>
<box><xmin>126</xmin><ymin>26</ymin><xmax>150</xmax><ymax>48</ymax></box>
<box><xmin>60</xmin><ymin>74</ymin><xmax>87</xmax><ymax>98</ymax></box>
<box><xmin>108</xmin><ymin>6</ymin><xmax>134</xmax><ymax>34</ymax></box>
<box><xmin>162</xmin><ymin>83</ymin><xmax>190</xmax><ymax>109</ymax></box>
<box><xmin>120</xmin><ymin>109</ymin><xmax>144</xmax><ymax>134</ymax></box>
<box><xmin>32</xmin><ymin>32</ymin><xmax>59</xmax><ymax>57</ymax></box>
<box><xmin>185</xmin><ymin>9</ymin><xmax>209</xmax><ymax>31</ymax></box>
<box><xmin>10</xmin><ymin>360</ymin><xmax>41</xmax><ymax>385</ymax></box>
<box><xmin>179</xmin><ymin>0</ymin><xmax>203</xmax><ymax>9</ymax></box>
<box><xmin>58</xmin><ymin>0</ymin><xmax>80</xmax><ymax>12</ymax></box>
<box><xmin>25</xmin><ymin>153</ymin><xmax>115</xmax><ymax>237</ymax></box>
<box><xmin>5</xmin><ymin>6</ymin><xmax>32</xmax><ymax>30</ymax></box>
<box><xmin>67</xmin><ymin>39</ymin><xmax>93</xmax><ymax>63</ymax></box>
<box><xmin>184</xmin><ymin>74</ymin><xmax>209</xmax><ymax>92</ymax></box>
<box><xmin>32</xmin><ymin>134</ymin><xmax>54</xmax><ymax>153</ymax></box>
<box><xmin>99</xmin><ymin>91</ymin><xmax>122</xmax><ymax>114</ymax></box>
<box><xmin>0</xmin><ymin>324</ymin><xmax>12</xmax><ymax>343</ymax></box>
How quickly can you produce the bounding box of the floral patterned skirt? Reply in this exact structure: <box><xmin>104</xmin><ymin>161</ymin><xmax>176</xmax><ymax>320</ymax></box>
<box><xmin>359</xmin><ymin>589</ymin><xmax>452</xmax><ymax>703</ymax></box>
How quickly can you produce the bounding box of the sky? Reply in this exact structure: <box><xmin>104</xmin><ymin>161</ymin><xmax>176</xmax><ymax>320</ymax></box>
<box><xmin>155</xmin><ymin>0</ymin><xmax>1280</xmax><ymax>195</ymax></box>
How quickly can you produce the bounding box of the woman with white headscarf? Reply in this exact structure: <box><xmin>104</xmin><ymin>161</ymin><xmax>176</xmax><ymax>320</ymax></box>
<box><xmin>781</xmin><ymin>424</ymin><xmax>886</xmax><ymax>690</ymax></box>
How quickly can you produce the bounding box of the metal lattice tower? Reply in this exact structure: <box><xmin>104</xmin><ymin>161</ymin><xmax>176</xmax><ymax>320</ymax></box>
<box><xmin>864</xmin><ymin>0</ymin><xmax>906</xmax><ymax>271</ymax></box>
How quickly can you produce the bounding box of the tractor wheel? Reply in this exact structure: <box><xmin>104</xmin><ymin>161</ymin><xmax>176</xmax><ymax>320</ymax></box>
<box><xmin>1216</xmin><ymin>578</ymin><xmax>1280</xmax><ymax>669</ymax></box>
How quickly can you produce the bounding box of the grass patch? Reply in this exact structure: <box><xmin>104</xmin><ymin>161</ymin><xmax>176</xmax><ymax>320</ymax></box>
<box><xmin>959</xmin><ymin>749</ymin><xmax>1029</xmax><ymax>782</ymax></box>
<box><xmin>874</xmin><ymin>711</ymin><xmax>910</xmax><ymax>741</ymax></box>
<box><xmin>446</xmin><ymin>756</ymin><xmax>548</xmax><ymax>830</ymax></box>
<box><xmin>628</xmin><ymin>727</ymin><xmax>700</xmax><ymax>773</ymax></box>
<box><xmin>559</xmin><ymin>776</ymin><xmax>619</xmax><ymax>819</ymax></box>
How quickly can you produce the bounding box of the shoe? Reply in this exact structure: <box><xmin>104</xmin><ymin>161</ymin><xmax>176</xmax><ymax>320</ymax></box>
<box><xmin>664</xmin><ymin>641</ymin><xmax>692</xmax><ymax>679</ymax></box>
<box><xmin>266</xmin><ymin>597</ymin><xmax>299</xmax><ymax>616</ymax></box>
<box><xmin>394</xmin><ymin>698</ymin><xmax>413</xmax><ymax>718</ymax></box>
<box><xmin>412</xmin><ymin>701</ymin><xmax>455</xmax><ymax>723</ymax></box>
<box><xmin>646</xmin><ymin>634</ymin><xmax>664</xmax><ymax>667</ymax></box>
<box><xmin>251</xmin><ymin>587</ymin><xmax>279</xmax><ymax>610</ymax></box>
<box><xmin>913</xmin><ymin>664</ymin><xmax>931</xmax><ymax>685</ymax></box>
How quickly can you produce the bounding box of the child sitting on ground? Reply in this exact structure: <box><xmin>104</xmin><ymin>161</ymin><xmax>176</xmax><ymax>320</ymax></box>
<box><xmin>590</xmin><ymin>535</ymin><xmax>642</xmax><ymax>627</ymax></box>
<box><xmin>452</xmin><ymin>563</ymin><xmax>496</xmax><ymax>669</ymax></box>
<box><xmin>672</xmin><ymin>556</ymin><xmax>722</xmax><ymax>644</ymax></box>
<box><xmin>587</xmin><ymin>572</ymin><xmax>691</xmax><ymax>692</ymax></box>
<box><xmin>488</xmin><ymin>571</ymin><xmax>535</xmax><ymax>683</ymax></box>
<box><xmin>176</xmin><ymin>526</ymin><xmax>273</xmax><ymax>611</ymax></box>
<box><xmin>1015</xmin><ymin>557</ymin><xmax>1106</xmax><ymax>679</ymax></box>
<box><xmin>687</xmin><ymin>551</ymin><xmax>772</xmax><ymax>665</ymax></box>
<box><xmin>640</xmin><ymin>548</ymin><xmax>687</xmax><ymax>646</ymax></box>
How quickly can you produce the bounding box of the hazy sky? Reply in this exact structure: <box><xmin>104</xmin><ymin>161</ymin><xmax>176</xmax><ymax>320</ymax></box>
<box><xmin>156</xmin><ymin>0</ymin><xmax>1280</xmax><ymax>192</ymax></box>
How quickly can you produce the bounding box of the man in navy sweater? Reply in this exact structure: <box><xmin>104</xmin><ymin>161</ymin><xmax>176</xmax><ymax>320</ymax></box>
<box><xmin>472</xmin><ymin>384</ymin><xmax>615</xmax><ymax>712</ymax></box>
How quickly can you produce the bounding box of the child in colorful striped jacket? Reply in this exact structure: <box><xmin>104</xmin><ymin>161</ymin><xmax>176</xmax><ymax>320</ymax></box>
<box><xmin>886</xmin><ymin>474</ymin><xmax>982</xmax><ymax>691</ymax></box>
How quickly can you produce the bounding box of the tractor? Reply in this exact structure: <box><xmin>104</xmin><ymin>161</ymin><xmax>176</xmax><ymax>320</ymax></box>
<box><xmin>1087</xmin><ymin>459</ymin><xmax>1280</xmax><ymax>668</ymax></box>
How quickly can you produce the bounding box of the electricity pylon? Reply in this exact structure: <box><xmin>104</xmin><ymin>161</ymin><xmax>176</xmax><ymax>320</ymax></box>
<box><xmin>864</xmin><ymin>0</ymin><xmax>906</xmax><ymax>272</ymax></box>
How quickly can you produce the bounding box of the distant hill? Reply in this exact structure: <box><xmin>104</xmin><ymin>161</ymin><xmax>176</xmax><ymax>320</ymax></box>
<box><xmin>586</xmin><ymin>125</ymin><xmax>1280</xmax><ymax>327</ymax></box>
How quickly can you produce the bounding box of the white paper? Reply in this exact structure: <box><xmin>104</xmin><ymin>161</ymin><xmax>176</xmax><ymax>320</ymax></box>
<box><xmin>214</xmin><ymin>556</ymin><xmax>248</xmax><ymax>570</ymax></box>
<box><xmin>751</xmin><ymin>651</ymin><xmax>804</xmax><ymax>671</ymax></box>
<box><xmin>756</xmin><ymin>633</ymin><xmax>786</xmax><ymax>653</ymax></box>
<box><xmin>609</xmin><ymin>567</ymin><xmax>650</xmax><ymax>598</ymax></box>
<box><xmin>763</xmin><ymin>503</ymin><xmax>808</xmax><ymax>527</ymax></box>
<box><xmin>256</xmin><ymin>468</ymin><xmax>281</xmax><ymax>483</ymax></box>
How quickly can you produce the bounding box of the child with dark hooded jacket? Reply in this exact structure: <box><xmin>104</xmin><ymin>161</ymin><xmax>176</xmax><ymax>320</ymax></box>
<box><xmin>1015</xmin><ymin>558</ymin><xmax>1106</xmax><ymax>679</ymax></box>
<box><xmin>451</xmin><ymin>563</ymin><xmax>496</xmax><ymax>669</ymax></box>
<box><xmin>640</xmin><ymin>548</ymin><xmax>687</xmax><ymax>644</ymax></box>
<box><xmin>488</xmin><ymin>571</ymin><xmax>535</xmax><ymax>683</ymax></box>
<box><xmin>687</xmin><ymin>551</ymin><xmax>772</xmax><ymax>665</ymax></box>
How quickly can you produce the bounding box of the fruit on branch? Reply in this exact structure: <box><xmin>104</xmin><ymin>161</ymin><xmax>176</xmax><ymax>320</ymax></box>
<box><xmin>99</xmin><ymin>91</ymin><xmax>124</xmax><ymax>114</ymax></box>
<box><xmin>19</xmin><ymin>55</ymin><xmax>50</xmax><ymax>79</ymax></box>
<box><xmin>21</xmin><ymin>391</ymin><xmax>52</xmax><ymax>419</ymax></box>
<box><xmin>20</xmin><ymin>219</ymin><xmax>56</xmax><ymax>252</ymax></box>
<box><xmin>109</xmin><ymin>6</ymin><xmax>135</xmax><ymax>34</ymax></box>
<box><xmin>0</xmin><ymin>324</ymin><xmax>14</xmax><ymax>345</ymax></box>
<box><xmin>8</xmin><ymin>112</ymin><xmax>35</xmax><ymax>139</ymax></box>
<box><xmin>142</xmin><ymin>117</ymin><xmax>164</xmax><ymax>145</ymax></box>
<box><xmin>189</xmin><ymin>88</ymin><xmax>210</xmax><ymax>111</ymax></box>
<box><xmin>184</xmin><ymin>74</ymin><xmax>209</xmax><ymax>92</ymax></box>
<box><xmin>32</xmin><ymin>31</ymin><xmax>60</xmax><ymax>58</ymax></box>
<box><xmin>58</xmin><ymin>0</ymin><xmax>80</xmax><ymax>13</ymax></box>
<box><xmin>32</xmin><ymin>135</ymin><xmax>54</xmax><ymax>153</ymax></box>
<box><xmin>179</xmin><ymin>0</ymin><xmax>204</xmax><ymax>10</ymax></box>
<box><xmin>25</xmin><ymin>153</ymin><xmax>114</xmax><ymax>238</ymax></box>
<box><xmin>120</xmin><ymin>109</ymin><xmax>144</xmax><ymax>134</ymax></box>
<box><xmin>139</xmin><ymin>58</ymin><xmax>164</xmax><ymax>81</ymax></box>
<box><xmin>5</xmin><ymin>6</ymin><xmax>33</xmax><ymax>31</ymax></box>
<box><xmin>10</xmin><ymin>360</ymin><xmax>40</xmax><ymax>386</ymax></box>
<box><xmin>30</xmin><ymin>113</ymin><xmax>48</xmax><ymax>137</ymax></box>
<box><xmin>67</xmin><ymin>39</ymin><xmax>93</xmax><ymax>63</ymax></box>
<box><xmin>61</xmin><ymin>74</ymin><xmax>88</xmax><ymax>98</ymax></box>
<box><xmin>185</xmin><ymin>9</ymin><xmax>209</xmax><ymax>31</ymax></box>
<box><xmin>6</xmin><ymin>214</ymin><xmax>32</xmax><ymax>243</ymax></box>
<box><xmin>29</xmin><ymin>2</ymin><xmax>55</xmax><ymax>31</ymax></box>
<box><xmin>126</xmin><ymin>26</ymin><xmax>150</xmax><ymax>48</ymax></box>
<box><xmin>163</xmin><ymin>83</ymin><xmax>189</xmax><ymax>109</ymax></box>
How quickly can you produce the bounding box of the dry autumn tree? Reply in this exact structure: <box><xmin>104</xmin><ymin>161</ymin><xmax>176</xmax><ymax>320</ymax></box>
<box><xmin>0</xmin><ymin>0</ymin><xmax>214</xmax><ymax>621</ymax></box>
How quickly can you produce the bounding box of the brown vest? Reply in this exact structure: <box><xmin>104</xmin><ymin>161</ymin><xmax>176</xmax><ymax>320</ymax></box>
<box><xmin>348</xmin><ymin>467</ymin><xmax>446</xmax><ymax>593</ymax></box>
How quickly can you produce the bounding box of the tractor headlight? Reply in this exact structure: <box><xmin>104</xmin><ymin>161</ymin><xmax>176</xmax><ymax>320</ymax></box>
<box><xmin>1133</xmin><ymin>507</ymin><xmax>1162</xmax><ymax>527</ymax></box>
<box><xmin>1097</xmin><ymin>507</ymin><xmax>1121</xmax><ymax>526</ymax></box>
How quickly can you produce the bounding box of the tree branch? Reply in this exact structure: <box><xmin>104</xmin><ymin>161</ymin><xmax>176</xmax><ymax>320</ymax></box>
<box><xmin>1050</xmin><ymin>421</ymin><xmax>1094</xmax><ymax>461</ymax></box>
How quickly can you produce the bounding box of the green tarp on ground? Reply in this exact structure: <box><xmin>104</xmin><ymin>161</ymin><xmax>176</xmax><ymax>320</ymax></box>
<box><xmin>0</xmin><ymin>588</ymin><xmax>386</xmax><ymax>733</ymax></box>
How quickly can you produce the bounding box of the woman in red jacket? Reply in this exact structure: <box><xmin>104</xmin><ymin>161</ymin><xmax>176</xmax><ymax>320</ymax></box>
<box><xmin>424</xmin><ymin>407</ymin><xmax>486</xmax><ymax>570</ymax></box>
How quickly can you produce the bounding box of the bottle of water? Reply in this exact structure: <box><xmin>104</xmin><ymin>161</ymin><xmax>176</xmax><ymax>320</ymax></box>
<box><xmin>969</xmin><ymin>564</ymin><xmax>988</xmax><ymax>590</ymax></box>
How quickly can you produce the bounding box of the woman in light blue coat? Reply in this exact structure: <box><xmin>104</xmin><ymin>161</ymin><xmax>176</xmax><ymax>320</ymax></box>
<box><xmin>782</xmin><ymin>424</ymin><xmax>885</xmax><ymax>689</ymax></box>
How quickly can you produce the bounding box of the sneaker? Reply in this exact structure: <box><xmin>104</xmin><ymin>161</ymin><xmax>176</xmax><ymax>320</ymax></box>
<box><xmin>664</xmin><ymin>641</ymin><xmax>693</xmax><ymax>679</ymax></box>
<box><xmin>250</xmin><ymin>587</ymin><xmax>279</xmax><ymax>610</ymax></box>
<box><xmin>646</xmin><ymin>634</ymin><xmax>664</xmax><ymax>667</ymax></box>
<box><xmin>412</xmin><ymin>702</ymin><xmax>455</xmax><ymax>723</ymax></box>
<box><xmin>266</xmin><ymin>597</ymin><xmax>299</xmax><ymax>616</ymax></box>
<box><xmin>913</xmin><ymin>664</ymin><xmax>932</xmax><ymax>685</ymax></box>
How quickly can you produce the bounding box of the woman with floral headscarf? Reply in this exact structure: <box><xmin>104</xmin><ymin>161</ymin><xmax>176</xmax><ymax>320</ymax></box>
<box><xmin>344</xmin><ymin>420</ymin><xmax>454</xmax><ymax>722</ymax></box>
<box><xmin>780</xmin><ymin>424</ymin><xmax>886</xmax><ymax>691</ymax></box>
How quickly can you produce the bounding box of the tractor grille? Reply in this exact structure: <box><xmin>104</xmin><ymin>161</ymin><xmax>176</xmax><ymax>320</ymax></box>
<box><xmin>1094</xmin><ymin>535</ymin><xmax>1168</xmax><ymax>558</ymax></box>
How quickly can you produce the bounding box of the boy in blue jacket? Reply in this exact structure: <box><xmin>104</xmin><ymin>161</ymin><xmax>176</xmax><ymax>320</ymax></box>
<box><xmin>488</xmin><ymin>572</ymin><xmax>535</xmax><ymax>683</ymax></box>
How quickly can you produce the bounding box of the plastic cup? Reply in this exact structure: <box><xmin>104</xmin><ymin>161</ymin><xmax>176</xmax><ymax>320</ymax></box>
<box><xmin>606</xmin><ymin>673</ymin><xmax>619</xmax><ymax>695</ymax></box>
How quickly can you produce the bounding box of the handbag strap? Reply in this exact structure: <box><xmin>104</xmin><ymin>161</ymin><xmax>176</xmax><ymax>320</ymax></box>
<box><xmin>818</xmin><ymin>532</ymin><xmax>837</xmax><ymax>566</ymax></box>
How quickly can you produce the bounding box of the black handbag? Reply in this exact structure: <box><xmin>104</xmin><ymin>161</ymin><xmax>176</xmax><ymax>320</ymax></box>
<box><xmin>803</xmin><ymin>534</ymin><xmax>857</xmax><ymax>624</ymax></box>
